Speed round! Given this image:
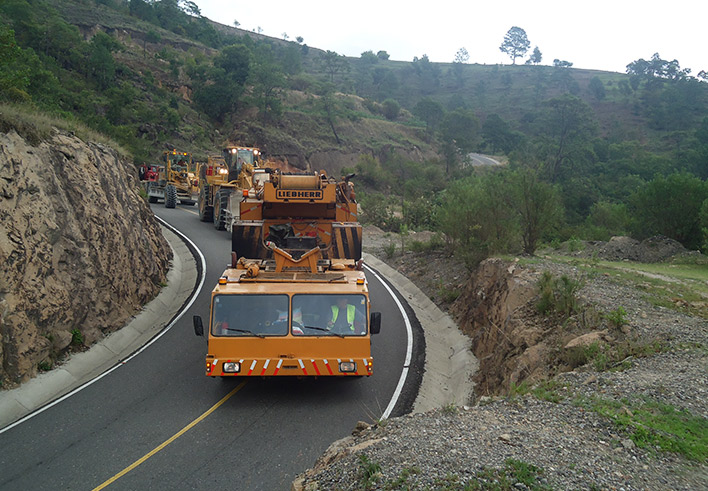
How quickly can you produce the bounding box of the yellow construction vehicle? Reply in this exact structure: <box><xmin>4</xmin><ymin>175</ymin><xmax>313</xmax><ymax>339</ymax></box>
<box><xmin>197</xmin><ymin>146</ymin><xmax>269</xmax><ymax>230</ymax></box>
<box><xmin>142</xmin><ymin>150</ymin><xmax>198</xmax><ymax>208</ymax></box>
<box><xmin>193</xmin><ymin>170</ymin><xmax>381</xmax><ymax>378</ymax></box>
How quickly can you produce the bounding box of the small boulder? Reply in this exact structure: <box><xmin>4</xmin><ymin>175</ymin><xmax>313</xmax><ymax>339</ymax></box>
<box><xmin>564</xmin><ymin>331</ymin><xmax>607</xmax><ymax>349</ymax></box>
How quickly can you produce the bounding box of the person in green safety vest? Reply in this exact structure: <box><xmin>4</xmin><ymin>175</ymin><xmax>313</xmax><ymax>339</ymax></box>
<box><xmin>327</xmin><ymin>296</ymin><xmax>365</xmax><ymax>335</ymax></box>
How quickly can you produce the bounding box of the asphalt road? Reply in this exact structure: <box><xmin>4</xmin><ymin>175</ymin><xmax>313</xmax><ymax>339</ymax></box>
<box><xmin>467</xmin><ymin>153</ymin><xmax>502</xmax><ymax>167</ymax></box>
<box><xmin>0</xmin><ymin>203</ymin><xmax>421</xmax><ymax>490</ymax></box>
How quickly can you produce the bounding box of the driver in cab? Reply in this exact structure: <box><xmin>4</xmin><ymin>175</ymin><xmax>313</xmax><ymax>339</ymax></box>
<box><xmin>327</xmin><ymin>296</ymin><xmax>365</xmax><ymax>335</ymax></box>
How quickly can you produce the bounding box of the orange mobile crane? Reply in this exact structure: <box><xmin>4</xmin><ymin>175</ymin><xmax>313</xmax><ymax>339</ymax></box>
<box><xmin>193</xmin><ymin>170</ymin><xmax>381</xmax><ymax>377</ymax></box>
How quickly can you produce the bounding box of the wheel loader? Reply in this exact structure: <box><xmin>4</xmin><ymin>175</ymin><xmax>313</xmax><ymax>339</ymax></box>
<box><xmin>197</xmin><ymin>146</ymin><xmax>269</xmax><ymax>231</ymax></box>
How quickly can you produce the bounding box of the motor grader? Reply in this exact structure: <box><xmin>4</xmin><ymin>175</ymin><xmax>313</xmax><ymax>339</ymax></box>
<box><xmin>193</xmin><ymin>170</ymin><xmax>381</xmax><ymax>378</ymax></box>
<box><xmin>197</xmin><ymin>146</ymin><xmax>269</xmax><ymax>231</ymax></box>
<box><xmin>142</xmin><ymin>150</ymin><xmax>198</xmax><ymax>208</ymax></box>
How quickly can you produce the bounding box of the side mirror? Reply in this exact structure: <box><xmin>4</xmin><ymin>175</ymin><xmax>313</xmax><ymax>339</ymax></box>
<box><xmin>369</xmin><ymin>312</ymin><xmax>381</xmax><ymax>335</ymax></box>
<box><xmin>193</xmin><ymin>315</ymin><xmax>204</xmax><ymax>337</ymax></box>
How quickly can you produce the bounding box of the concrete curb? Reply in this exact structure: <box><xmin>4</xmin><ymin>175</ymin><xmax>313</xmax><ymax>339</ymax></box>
<box><xmin>0</xmin><ymin>225</ymin><xmax>197</xmax><ymax>430</ymax></box>
<box><xmin>363</xmin><ymin>253</ymin><xmax>478</xmax><ymax>413</ymax></box>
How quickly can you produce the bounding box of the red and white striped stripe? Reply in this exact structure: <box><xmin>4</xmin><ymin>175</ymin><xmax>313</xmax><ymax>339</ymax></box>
<box><xmin>260</xmin><ymin>359</ymin><xmax>270</xmax><ymax>376</ymax></box>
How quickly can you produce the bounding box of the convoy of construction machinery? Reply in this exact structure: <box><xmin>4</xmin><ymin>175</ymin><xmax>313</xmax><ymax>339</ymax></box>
<box><xmin>140</xmin><ymin>144</ymin><xmax>380</xmax><ymax>378</ymax></box>
<box><xmin>189</xmin><ymin>146</ymin><xmax>381</xmax><ymax>378</ymax></box>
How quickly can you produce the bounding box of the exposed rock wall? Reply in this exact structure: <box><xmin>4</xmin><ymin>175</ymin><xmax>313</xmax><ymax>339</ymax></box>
<box><xmin>0</xmin><ymin>129</ymin><xmax>171</xmax><ymax>387</ymax></box>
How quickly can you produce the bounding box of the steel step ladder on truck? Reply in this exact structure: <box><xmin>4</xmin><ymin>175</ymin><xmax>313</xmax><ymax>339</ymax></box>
<box><xmin>140</xmin><ymin>150</ymin><xmax>199</xmax><ymax>208</ymax></box>
<box><xmin>193</xmin><ymin>170</ymin><xmax>382</xmax><ymax>377</ymax></box>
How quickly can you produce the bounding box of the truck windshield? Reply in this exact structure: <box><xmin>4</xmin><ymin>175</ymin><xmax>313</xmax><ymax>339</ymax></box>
<box><xmin>212</xmin><ymin>294</ymin><xmax>289</xmax><ymax>336</ymax></box>
<box><xmin>236</xmin><ymin>149</ymin><xmax>255</xmax><ymax>165</ymax></box>
<box><xmin>224</xmin><ymin>148</ymin><xmax>256</xmax><ymax>173</ymax></box>
<box><xmin>291</xmin><ymin>294</ymin><xmax>367</xmax><ymax>336</ymax></box>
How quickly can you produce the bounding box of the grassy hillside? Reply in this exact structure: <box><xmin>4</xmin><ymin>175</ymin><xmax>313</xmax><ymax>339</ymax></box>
<box><xmin>2</xmin><ymin>0</ymin><xmax>708</xmax><ymax>257</ymax></box>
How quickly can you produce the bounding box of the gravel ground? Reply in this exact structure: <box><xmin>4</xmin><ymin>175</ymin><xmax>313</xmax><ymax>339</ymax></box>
<box><xmin>293</xmin><ymin>230</ymin><xmax>708</xmax><ymax>490</ymax></box>
<box><xmin>297</xmin><ymin>393</ymin><xmax>706</xmax><ymax>490</ymax></box>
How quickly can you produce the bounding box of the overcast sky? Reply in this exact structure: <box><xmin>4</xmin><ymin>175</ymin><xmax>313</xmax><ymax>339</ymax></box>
<box><xmin>196</xmin><ymin>0</ymin><xmax>705</xmax><ymax>75</ymax></box>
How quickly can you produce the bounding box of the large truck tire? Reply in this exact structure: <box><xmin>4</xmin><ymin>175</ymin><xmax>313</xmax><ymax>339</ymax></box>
<box><xmin>165</xmin><ymin>184</ymin><xmax>177</xmax><ymax>208</ymax></box>
<box><xmin>213</xmin><ymin>189</ymin><xmax>226</xmax><ymax>230</ymax></box>
<box><xmin>148</xmin><ymin>196</ymin><xmax>158</xmax><ymax>204</ymax></box>
<box><xmin>199</xmin><ymin>185</ymin><xmax>213</xmax><ymax>222</ymax></box>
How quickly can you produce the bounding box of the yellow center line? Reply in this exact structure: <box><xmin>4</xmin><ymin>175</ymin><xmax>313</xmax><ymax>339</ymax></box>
<box><xmin>93</xmin><ymin>381</ymin><xmax>247</xmax><ymax>490</ymax></box>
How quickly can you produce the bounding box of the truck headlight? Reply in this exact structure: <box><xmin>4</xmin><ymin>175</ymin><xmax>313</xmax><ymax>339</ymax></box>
<box><xmin>339</xmin><ymin>361</ymin><xmax>356</xmax><ymax>373</ymax></box>
<box><xmin>223</xmin><ymin>362</ymin><xmax>241</xmax><ymax>373</ymax></box>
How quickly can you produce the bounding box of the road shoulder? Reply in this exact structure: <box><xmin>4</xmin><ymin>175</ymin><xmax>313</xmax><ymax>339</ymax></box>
<box><xmin>363</xmin><ymin>253</ymin><xmax>477</xmax><ymax>412</ymax></box>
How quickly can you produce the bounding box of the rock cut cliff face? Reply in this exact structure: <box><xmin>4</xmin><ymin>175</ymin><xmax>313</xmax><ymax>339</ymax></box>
<box><xmin>0</xmin><ymin>129</ymin><xmax>171</xmax><ymax>387</ymax></box>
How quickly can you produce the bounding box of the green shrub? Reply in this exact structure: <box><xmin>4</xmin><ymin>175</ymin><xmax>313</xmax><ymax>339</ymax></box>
<box><xmin>536</xmin><ymin>271</ymin><xmax>555</xmax><ymax>315</ymax></box>
<box><xmin>605</xmin><ymin>306</ymin><xmax>629</xmax><ymax>328</ymax></box>
<box><xmin>567</xmin><ymin>236</ymin><xmax>585</xmax><ymax>253</ymax></box>
<box><xmin>555</xmin><ymin>275</ymin><xmax>581</xmax><ymax>316</ymax></box>
<box><xmin>383</xmin><ymin>241</ymin><xmax>396</xmax><ymax>258</ymax></box>
<box><xmin>437</xmin><ymin>280</ymin><xmax>460</xmax><ymax>303</ymax></box>
<box><xmin>536</xmin><ymin>272</ymin><xmax>582</xmax><ymax>317</ymax></box>
<box><xmin>381</xmin><ymin>98</ymin><xmax>400</xmax><ymax>120</ymax></box>
<box><xmin>357</xmin><ymin>454</ymin><xmax>381</xmax><ymax>489</ymax></box>
<box><xmin>408</xmin><ymin>240</ymin><xmax>426</xmax><ymax>252</ymax></box>
<box><xmin>71</xmin><ymin>328</ymin><xmax>84</xmax><ymax>346</ymax></box>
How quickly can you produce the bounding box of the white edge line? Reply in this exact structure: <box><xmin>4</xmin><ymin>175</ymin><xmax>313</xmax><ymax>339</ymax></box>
<box><xmin>364</xmin><ymin>264</ymin><xmax>413</xmax><ymax>420</ymax></box>
<box><xmin>0</xmin><ymin>215</ymin><xmax>207</xmax><ymax>434</ymax></box>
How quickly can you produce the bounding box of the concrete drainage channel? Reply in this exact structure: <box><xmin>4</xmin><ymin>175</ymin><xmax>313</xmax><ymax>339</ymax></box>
<box><xmin>363</xmin><ymin>254</ymin><xmax>477</xmax><ymax>412</ymax></box>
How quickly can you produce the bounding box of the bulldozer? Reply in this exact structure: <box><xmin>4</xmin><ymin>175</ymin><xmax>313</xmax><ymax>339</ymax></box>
<box><xmin>197</xmin><ymin>146</ymin><xmax>269</xmax><ymax>231</ymax></box>
<box><xmin>142</xmin><ymin>150</ymin><xmax>198</xmax><ymax>208</ymax></box>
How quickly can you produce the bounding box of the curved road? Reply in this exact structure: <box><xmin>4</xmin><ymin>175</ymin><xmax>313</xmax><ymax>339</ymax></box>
<box><xmin>467</xmin><ymin>153</ymin><xmax>502</xmax><ymax>167</ymax></box>
<box><xmin>0</xmin><ymin>204</ymin><xmax>422</xmax><ymax>490</ymax></box>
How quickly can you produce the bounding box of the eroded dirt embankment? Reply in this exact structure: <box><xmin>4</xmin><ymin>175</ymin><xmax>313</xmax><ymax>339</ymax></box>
<box><xmin>363</xmin><ymin>229</ymin><xmax>556</xmax><ymax>397</ymax></box>
<box><xmin>450</xmin><ymin>258</ymin><xmax>545</xmax><ymax>395</ymax></box>
<box><xmin>0</xmin><ymin>129</ymin><xmax>171</xmax><ymax>387</ymax></box>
